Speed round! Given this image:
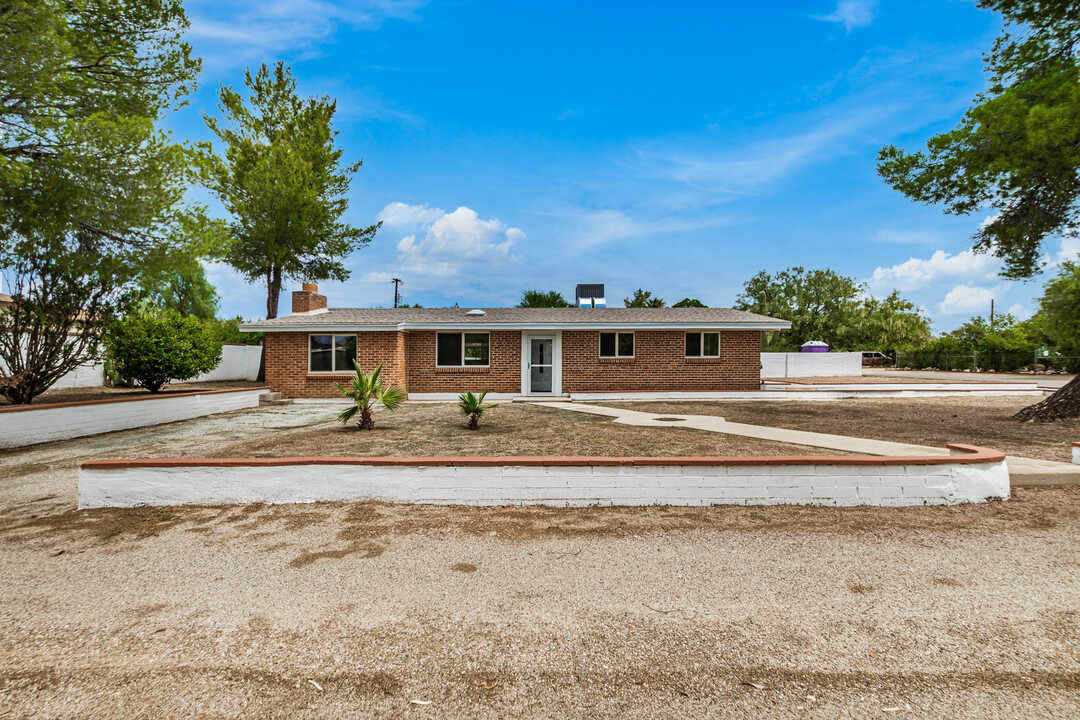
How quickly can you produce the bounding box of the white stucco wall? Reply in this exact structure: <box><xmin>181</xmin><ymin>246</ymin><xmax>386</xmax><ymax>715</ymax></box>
<box><xmin>0</xmin><ymin>388</ymin><xmax>266</xmax><ymax>450</ymax></box>
<box><xmin>78</xmin><ymin>454</ymin><xmax>1010</xmax><ymax>509</ymax></box>
<box><xmin>761</xmin><ymin>352</ymin><xmax>863</xmax><ymax>378</ymax></box>
<box><xmin>195</xmin><ymin>344</ymin><xmax>263</xmax><ymax>382</ymax></box>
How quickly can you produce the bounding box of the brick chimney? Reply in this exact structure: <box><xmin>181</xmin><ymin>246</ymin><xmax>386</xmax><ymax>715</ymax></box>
<box><xmin>291</xmin><ymin>283</ymin><xmax>327</xmax><ymax>314</ymax></box>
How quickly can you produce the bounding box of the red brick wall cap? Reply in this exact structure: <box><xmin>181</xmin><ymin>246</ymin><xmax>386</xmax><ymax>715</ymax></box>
<box><xmin>81</xmin><ymin>444</ymin><xmax>1005</xmax><ymax>469</ymax></box>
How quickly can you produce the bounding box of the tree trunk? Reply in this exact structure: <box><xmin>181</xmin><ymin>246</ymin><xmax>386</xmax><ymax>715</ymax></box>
<box><xmin>1014</xmin><ymin>375</ymin><xmax>1080</xmax><ymax>422</ymax></box>
<box><xmin>359</xmin><ymin>406</ymin><xmax>374</xmax><ymax>430</ymax></box>
<box><xmin>468</xmin><ymin>414</ymin><xmax>479</xmax><ymax>430</ymax></box>
<box><xmin>266</xmin><ymin>267</ymin><xmax>282</xmax><ymax>320</ymax></box>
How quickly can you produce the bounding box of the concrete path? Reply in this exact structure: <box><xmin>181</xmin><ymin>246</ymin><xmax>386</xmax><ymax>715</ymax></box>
<box><xmin>536</xmin><ymin>402</ymin><xmax>1080</xmax><ymax>487</ymax></box>
<box><xmin>866</xmin><ymin>368</ymin><xmax>1075</xmax><ymax>390</ymax></box>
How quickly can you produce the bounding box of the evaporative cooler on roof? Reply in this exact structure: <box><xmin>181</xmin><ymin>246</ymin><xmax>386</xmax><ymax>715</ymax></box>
<box><xmin>575</xmin><ymin>284</ymin><xmax>605</xmax><ymax>308</ymax></box>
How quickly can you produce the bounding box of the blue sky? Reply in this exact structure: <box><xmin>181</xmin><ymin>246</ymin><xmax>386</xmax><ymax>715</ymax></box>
<box><xmin>174</xmin><ymin>0</ymin><xmax>1079</xmax><ymax>330</ymax></box>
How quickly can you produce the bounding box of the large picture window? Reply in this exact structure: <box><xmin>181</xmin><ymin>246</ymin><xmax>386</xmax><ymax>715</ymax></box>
<box><xmin>599</xmin><ymin>332</ymin><xmax>634</xmax><ymax>358</ymax></box>
<box><xmin>437</xmin><ymin>332</ymin><xmax>490</xmax><ymax>366</ymax></box>
<box><xmin>309</xmin><ymin>334</ymin><xmax>357</xmax><ymax>372</ymax></box>
<box><xmin>685</xmin><ymin>332</ymin><xmax>720</xmax><ymax>358</ymax></box>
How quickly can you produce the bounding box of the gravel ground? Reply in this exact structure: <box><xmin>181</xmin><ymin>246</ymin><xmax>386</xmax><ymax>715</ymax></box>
<box><xmin>1</xmin><ymin>405</ymin><xmax>1078</xmax><ymax>718</ymax></box>
<box><xmin>0</xmin><ymin>380</ymin><xmax>264</xmax><ymax>407</ymax></box>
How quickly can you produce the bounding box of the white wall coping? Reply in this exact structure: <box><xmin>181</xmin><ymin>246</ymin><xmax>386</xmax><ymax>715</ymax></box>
<box><xmin>1</xmin><ymin>387</ymin><xmax>268</xmax><ymax>450</ymax></box>
<box><xmin>78</xmin><ymin>444</ymin><xmax>1010</xmax><ymax>509</ymax></box>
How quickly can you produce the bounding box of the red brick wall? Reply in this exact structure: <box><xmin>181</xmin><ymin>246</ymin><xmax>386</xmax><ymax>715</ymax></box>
<box><xmin>291</xmin><ymin>290</ymin><xmax>327</xmax><ymax>314</ymax></box>
<box><xmin>406</xmin><ymin>331</ymin><xmax>521</xmax><ymax>394</ymax></box>
<box><xmin>264</xmin><ymin>328</ymin><xmax>763</xmax><ymax>397</ymax></box>
<box><xmin>264</xmin><ymin>331</ymin><xmax>408</xmax><ymax>399</ymax></box>
<box><xmin>561</xmin><ymin>330</ymin><xmax>761</xmax><ymax>392</ymax></box>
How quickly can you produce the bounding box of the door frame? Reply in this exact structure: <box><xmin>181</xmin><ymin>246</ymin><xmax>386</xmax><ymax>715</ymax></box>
<box><xmin>520</xmin><ymin>332</ymin><xmax>562</xmax><ymax>396</ymax></box>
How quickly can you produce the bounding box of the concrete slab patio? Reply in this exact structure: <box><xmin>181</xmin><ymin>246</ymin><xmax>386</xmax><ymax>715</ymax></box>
<box><xmin>538</xmin><ymin>402</ymin><xmax>1080</xmax><ymax>487</ymax></box>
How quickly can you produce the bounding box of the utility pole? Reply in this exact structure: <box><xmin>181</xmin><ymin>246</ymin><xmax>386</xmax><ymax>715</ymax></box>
<box><xmin>990</xmin><ymin>298</ymin><xmax>995</xmax><ymax>331</ymax></box>
<box><xmin>392</xmin><ymin>278</ymin><xmax>403</xmax><ymax>308</ymax></box>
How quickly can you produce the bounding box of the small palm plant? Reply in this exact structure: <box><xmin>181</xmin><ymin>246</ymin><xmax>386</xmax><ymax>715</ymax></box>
<box><xmin>458</xmin><ymin>390</ymin><xmax>495</xmax><ymax>430</ymax></box>
<box><xmin>335</xmin><ymin>362</ymin><xmax>406</xmax><ymax>430</ymax></box>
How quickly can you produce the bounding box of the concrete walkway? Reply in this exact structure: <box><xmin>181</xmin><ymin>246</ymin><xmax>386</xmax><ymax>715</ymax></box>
<box><xmin>535</xmin><ymin>402</ymin><xmax>1080</xmax><ymax>487</ymax></box>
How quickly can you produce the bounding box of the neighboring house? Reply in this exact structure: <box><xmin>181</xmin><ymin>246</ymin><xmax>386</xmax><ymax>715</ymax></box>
<box><xmin>240</xmin><ymin>284</ymin><xmax>792</xmax><ymax>400</ymax></box>
<box><xmin>0</xmin><ymin>293</ymin><xmax>12</xmax><ymax>309</ymax></box>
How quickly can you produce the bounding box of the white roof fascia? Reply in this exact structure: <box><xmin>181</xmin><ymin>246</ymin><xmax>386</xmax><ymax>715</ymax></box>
<box><xmin>240</xmin><ymin>320</ymin><xmax>792</xmax><ymax>333</ymax></box>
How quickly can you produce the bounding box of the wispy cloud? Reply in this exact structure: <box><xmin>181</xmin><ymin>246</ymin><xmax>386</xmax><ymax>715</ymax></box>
<box><xmin>815</xmin><ymin>0</ymin><xmax>878</xmax><ymax>32</ymax></box>
<box><xmin>186</xmin><ymin>0</ymin><xmax>425</xmax><ymax>65</ymax></box>
<box><xmin>629</xmin><ymin>105</ymin><xmax>897</xmax><ymax>195</ymax></box>
<box><xmin>557</xmin><ymin>109</ymin><xmax>580</xmax><ymax>122</ymax></box>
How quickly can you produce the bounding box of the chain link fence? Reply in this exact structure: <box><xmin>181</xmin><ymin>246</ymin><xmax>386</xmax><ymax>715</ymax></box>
<box><xmin>895</xmin><ymin>350</ymin><xmax>1080</xmax><ymax>374</ymax></box>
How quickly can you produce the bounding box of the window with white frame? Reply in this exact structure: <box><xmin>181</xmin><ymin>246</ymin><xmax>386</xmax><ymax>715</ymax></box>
<box><xmin>599</xmin><ymin>332</ymin><xmax>634</xmax><ymax>358</ymax></box>
<box><xmin>309</xmin><ymin>334</ymin><xmax>357</xmax><ymax>372</ymax></box>
<box><xmin>685</xmin><ymin>332</ymin><xmax>720</xmax><ymax>357</ymax></box>
<box><xmin>437</xmin><ymin>332</ymin><xmax>490</xmax><ymax>366</ymax></box>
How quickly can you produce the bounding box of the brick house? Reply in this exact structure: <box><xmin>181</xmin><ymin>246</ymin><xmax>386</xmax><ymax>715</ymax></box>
<box><xmin>240</xmin><ymin>284</ymin><xmax>792</xmax><ymax>400</ymax></box>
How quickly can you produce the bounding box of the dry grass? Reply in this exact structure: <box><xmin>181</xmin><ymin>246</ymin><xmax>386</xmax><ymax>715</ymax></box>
<box><xmin>602</xmin><ymin>396</ymin><xmax>1080</xmax><ymax>462</ymax></box>
<box><xmin>207</xmin><ymin>402</ymin><xmax>846</xmax><ymax>459</ymax></box>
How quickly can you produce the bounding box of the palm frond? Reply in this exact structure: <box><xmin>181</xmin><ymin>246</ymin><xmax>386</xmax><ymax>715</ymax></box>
<box><xmin>338</xmin><ymin>404</ymin><xmax>359</xmax><ymax>424</ymax></box>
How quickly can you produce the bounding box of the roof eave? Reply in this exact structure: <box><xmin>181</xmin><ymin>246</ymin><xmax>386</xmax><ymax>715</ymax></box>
<box><xmin>240</xmin><ymin>321</ymin><xmax>793</xmax><ymax>332</ymax></box>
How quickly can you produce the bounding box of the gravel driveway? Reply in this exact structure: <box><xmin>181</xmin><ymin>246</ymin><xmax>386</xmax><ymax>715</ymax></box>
<box><xmin>1</xmin><ymin>405</ymin><xmax>1078</xmax><ymax>718</ymax></box>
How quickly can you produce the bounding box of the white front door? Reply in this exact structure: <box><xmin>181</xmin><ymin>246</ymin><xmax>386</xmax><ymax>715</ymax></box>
<box><xmin>523</xmin><ymin>334</ymin><xmax>559</xmax><ymax>395</ymax></box>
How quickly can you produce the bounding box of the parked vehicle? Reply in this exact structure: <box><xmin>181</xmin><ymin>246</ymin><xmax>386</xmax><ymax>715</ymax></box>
<box><xmin>861</xmin><ymin>351</ymin><xmax>892</xmax><ymax>367</ymax></box>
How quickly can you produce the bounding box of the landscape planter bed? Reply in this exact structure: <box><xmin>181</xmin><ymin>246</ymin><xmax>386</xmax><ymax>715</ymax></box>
<box><xmin>0</xmin><ymin>387</ymin><xmax>270</xmax><ymax>450</ymax></box>
<box><xmin>79</xmin><ymin>444</ymin><xmax>1009</xmax><ymax>509</ymax></box>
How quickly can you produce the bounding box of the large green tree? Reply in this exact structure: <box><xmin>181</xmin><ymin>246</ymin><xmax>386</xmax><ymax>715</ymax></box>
<box><xmin>623</xmin><ymin>289</ymin><xmax>666</xmax><ymax>308</ymax></box>
<box><xmin>877</xmin><ymin>0</ymin><xmax>1080</xmax><ymax>279</ymax></box>
<box><xmin>734</xmin><ymin>267</ymin><xmax>931</xmax><ymax>352</ymax></box>
<box><xmin>0</xmin><ymin>0</ymin><xmax>202</xmax><ymax>404</ymax></box>
<box><xmin>134</xmin><ymin>255</ymin><xmax>219</xmax><ymax>321</ymax></box>
<box><xmin>198</xmin><ymin>62</ymin><xmax>378</xmax><ymax>319</ymax></box>
<box><xmin>517</xmin><ymin>289</ymin><xmax>572</xmax><ymax>308</ymax></box>
<box><xmin>1034</xmin><ymin>259</ymin><xmax>1080</xmax><ymax>353</ymax></box>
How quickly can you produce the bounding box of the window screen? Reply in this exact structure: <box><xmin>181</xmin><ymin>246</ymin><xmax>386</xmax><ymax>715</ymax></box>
<box><xmin>310</xmin><ymin>335</ymin><xmax>333</xmax><ymax>372</ymax></box>
<box><xmin>600</xmin><ymin>332</ymin><xmax>633</xmax><ymax>357</ymax></box>
<box><xmin>685</xmin><ymin>332</ymin><xmax>720</xmax><ymax>357</ymax></box>
<box><xmin>436</xmin><ymin>333</ymin><xmax>463</xmax><ymax>366</ymax></box>
<box><xmin>464</xmin><ymin>334</ymin><xmax>489</xmax><ymax>366</ymax></box>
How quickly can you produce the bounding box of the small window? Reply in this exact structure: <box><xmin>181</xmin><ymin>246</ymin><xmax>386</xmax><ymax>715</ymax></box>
<box><xmin>437</xmin><ymin>332</ymin><xmax>490</xmax><ymax>366</ymax></box>
<box><xmin>686</xmin><ymin>332</ymin><xmax>720</xmax><ymax>358</ymax></box>
<box><xmin>310</xmin><ymin>334</ymin><xmax>356</xmax><ymax>372</ymax></box>
<box><xmin>599</xmin><ymin>332</ymin><xmax>634</xmax><ymax>358</ymax></box>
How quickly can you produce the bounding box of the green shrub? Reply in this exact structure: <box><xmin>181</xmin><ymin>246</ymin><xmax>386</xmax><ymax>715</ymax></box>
<box><xmin>204</xmin><ymin>316</ymin><xmax>264</xmax><ymax>346</ymax></box>
<box><xmin>105</xmin><ymin>311</ymin><xmax>222</xmax><ymax>392</ymax></box>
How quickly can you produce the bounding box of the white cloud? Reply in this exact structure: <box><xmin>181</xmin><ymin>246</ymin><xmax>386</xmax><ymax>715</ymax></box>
<box><xmin>869</xmin><ymin>229</ymin><xmax>944</xmax><ymax>246</ymax></box>
<box><xmin>815</xmin><ymin>0</ymin><xmax>878</xmax><ymax>32</ymax></box>
<box><xmin>937</xmin><ymin>285</ymin><xmax>995</xmax><ymax>315</ymax></box>
<box><xmin>186</xmin><ymin>0</ymin><xmax>425</xmax><ymax>63</ymax></box>
<box><xmin>868</xmin><ymin>249</ymin><xmax>1000</xmax><ymax>292</ymax></box>
<box><xmin>557</xmin><ymin>109</ymin><xmax>580</xmax><ymax>122</ymax></box>
<box><xmin>378</xmin><ymin>203</ymin><xmax>524</xmax><ymax>284</ymax></box>
<box><xmin>1007</xmin><ymin>303</ymin><xmax>1031</xmax><ymax>321</ymax></box>
<box><xmin>377</xmin><ymin>201</ymin><xmax>445</xmax><ymax>228</ymax></box>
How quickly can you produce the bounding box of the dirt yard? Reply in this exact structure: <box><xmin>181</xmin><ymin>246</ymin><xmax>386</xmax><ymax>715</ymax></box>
<box><xmin>0</xmin><ymin>380</ymin><xmax>264</xmax><ymax>407</ymax></box>
<box><xmin>603</xmin><ymin>396</ymin><xmax>1080</xmax><ymax>463</ymax></box>
<box><xmin>0</xmin><ymin>403</ymin><xmax>1079</xmax><ymax>718</ymax></box>
<box><xmin>4</xmin><ymin>491</ymin><xmax>1079</xmax><ymax>720</ymax></box>
<box><xmin>206</xmin><ymin>402</ymin><xmax>849</xmax><ymax>459</ymax></box>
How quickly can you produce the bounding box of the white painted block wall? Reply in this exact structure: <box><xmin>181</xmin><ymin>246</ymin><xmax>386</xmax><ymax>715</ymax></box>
<box><xmin>79</xmin><ymin>457</ymin><xmax>1010</xmax><ymax>509</ymax></box>
<box><xmin>0</xmin><ymin>388</ymin><xmax>266</xmax><ymax>450</ymax></box>
<box><xmin>195</xmin><ymin>344</ymin><xmax>263</xmax><ymax>382</ymax></box>
<box><xmin>760</xmin><ymin>352</ymin><xmax>863</xmax><ymax>379</ymax></box>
